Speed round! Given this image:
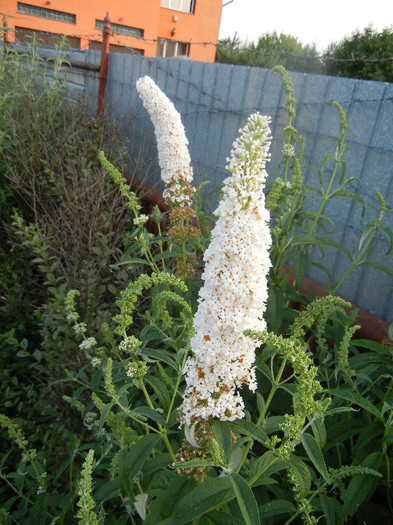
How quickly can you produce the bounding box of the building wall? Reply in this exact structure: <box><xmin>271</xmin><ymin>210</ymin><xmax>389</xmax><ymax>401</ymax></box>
<box><xmin>2</xmin><ymin>0</ymin><xmax>222</xmax><ymax>61</ymax></box>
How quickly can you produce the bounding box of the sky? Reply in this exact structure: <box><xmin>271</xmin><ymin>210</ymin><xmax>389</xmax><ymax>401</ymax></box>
<box><xmin>218</xmin><ymin>0</ymin><xmax>393</xmax><ymax>52</ymax></box>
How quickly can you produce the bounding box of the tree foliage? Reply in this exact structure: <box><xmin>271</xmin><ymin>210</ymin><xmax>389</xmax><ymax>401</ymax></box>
<box><xmin>325</xmin><ymin>25</ymin><xmax>393</xmax><ymax>82</ymax></box>
<box><xmin>216</xmin><ymin>32</ymin><xmax>324</xmax><ymax>74</ymax></box>
<box><xmin>216</xmin><ymin>26</ymin><xmax>393</xmax><ymax>83</ymax></box>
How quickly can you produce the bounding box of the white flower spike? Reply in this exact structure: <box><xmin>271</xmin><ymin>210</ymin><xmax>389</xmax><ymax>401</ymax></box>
<box><xmin>136</xmin><ymin>75</ymin><xmax>195</xmax><ymax>206</ymax></box>
<box><xmin>180</xmin><ymin>112</ymin><xmax>272</xmax><ymax>425</ymax></box>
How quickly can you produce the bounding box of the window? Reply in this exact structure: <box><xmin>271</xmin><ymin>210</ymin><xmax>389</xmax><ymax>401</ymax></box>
<box><xmin>156</xmin><ymin>38</ymin><xmax>189</xmax><ymax>58</ymax></box>
<box><xmin>89</xmin><ymin>40</ymin><xmax>144</xmax><ymax>55</ymax></box>
<box><xmin>160</xmin><ymin>0</ymin><xmax>195</xmax><ymax>14</ymax></box>
<box><xmin>95</xmin><ymin>20</ymin><xmax>143</xmax><ymax>39</ymax></box>
<box><xmin>17</xmin><ymin>2</ymin><xmax>76</xmax><ymax>24</ymax></box>
<box><xmin>15</xmin><ymin>27</ymin><xmax>80</xmax><ymax>48</ymax></box>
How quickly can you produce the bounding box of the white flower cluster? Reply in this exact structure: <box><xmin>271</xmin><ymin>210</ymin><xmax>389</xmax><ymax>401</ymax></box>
<box><xmin>79</xmin><ymin>337</ymin><xmax>97</xmax><ymax>351</ymax></box>
<box><xmin>180</xmin><ymin>112</ymin><xmax>272</xmax><ymax>425</ymax></box>
<box><xmin>136</xmin><ymin>76</ymin><xmax>194</xmax><ymax>206</ymax></box>
<box><xmin>282</xmin><ymin>144</ymin><xmax>296</xmax><ymax>159</ymax></box>
<box><xmin>133</xmin><ymin>214</ymin><xmax>149</xmax><ymax>227</ymax></box>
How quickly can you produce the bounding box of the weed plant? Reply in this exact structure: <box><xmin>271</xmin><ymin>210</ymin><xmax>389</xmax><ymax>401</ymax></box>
<box><xmin>0</xmin><ymin>48</ymin><xmax>392</xmax><ymax>525</ymax></box>
<box><xmin>0</xmin><ymin>41</ymin><xmax>145</xmax><ymax>459</ymax></box>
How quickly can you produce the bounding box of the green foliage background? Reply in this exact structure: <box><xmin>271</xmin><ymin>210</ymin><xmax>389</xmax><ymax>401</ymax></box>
<box><xmin>216</xmin><ymin>26</ymin><xmax>393</xmax><ymax>82</ymax></box>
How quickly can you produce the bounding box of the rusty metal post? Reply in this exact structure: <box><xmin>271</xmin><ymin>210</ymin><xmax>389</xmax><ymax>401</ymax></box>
<box><xmin>97</xmin><ymin>12</ymin><xmax>111</xmax><ymax>119</ymax></box>
<box><xmin>2</xmin><ymin>14</ymin><xmax>10</xmax><ymax>45</ymax></box>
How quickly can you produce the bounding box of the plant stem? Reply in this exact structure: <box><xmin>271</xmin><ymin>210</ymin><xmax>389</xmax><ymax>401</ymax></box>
<box><xmin>384</xmin><ymin>410</ymin><xmax>393</xmax><ymax>513</ymax></box>
<box><xmin>330</xmin><ymin>228</ymin><xmax>376</xmax><ymax>295</ymax></box>
<box><xmin>308</xmin><ymin>160</ymin><xmax>340</xmax><ymax>238</ymax></box>
<box><xmin>166</xmin><ymin>350</ymin><xmax>188</xmax><ymax>425</ymax></box>
<box><xmin>236</xmin><ymin>357</ymin><xmax>287</xmax><ymax>474</ymax></box>
<box><xmin>139</xmin><ymin>377</ymin><xmax>177</xmax><ymax>463</ymax></box>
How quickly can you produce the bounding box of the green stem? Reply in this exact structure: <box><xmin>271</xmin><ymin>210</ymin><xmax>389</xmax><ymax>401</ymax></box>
<box><xmin>384</xmin><ymin>446</ymin><xmax>393</xmax><ymax>514</ymax></box>
<box><xmin>157</xmin><ymin>221</ymin><xmax>166</xmax><ymax>272</ymax></box>
<box><xmin>330</xmin><ymin>229</ymin><xmax>376</xmax><ymax>295</ymax></box>
<box><xmin>308</xmin><ymin>159</ymin><xmax>340</xmax><ymax>237</ymax></box>
<box><xmin>166</xmin><ymin>350</ymin><xmax>188</xmax><ymax>425</ymax></box>
<box><xmin>281</xmin><ymin>491</ymin><xmax>320</xmax><ymax>525</ymax></box>
<box><xmin>273</xmin><ymin>237</ymin><xmax>288</xmax><ymax>274</ymax></box>
<box><xmin>24</xmin><ymin>449</ymin><xmax>58</xmax><ymax>516</ymax></box>
<box><xmin>384</xmin><ymin>410</ymin><xmax>393</xmax><ymax>513</ymax></box>
<box><xmin>1</xmin><ymin>474</ymin><xmax>57</xmax><ymax>520</ymax></box>
<box><xmin>236</xmin><ymin>357</ymin><xmax>287</xmax><ymax>474</ymax></box>
<box><xmin>258</xmin><ymin>358</ymin><xmax>288</xmax><ymax>425</ymax></box>
<box><xmin>139</xmin><ymin>376</ymin><xmax>177</xmax><ymax>463</ymax></box>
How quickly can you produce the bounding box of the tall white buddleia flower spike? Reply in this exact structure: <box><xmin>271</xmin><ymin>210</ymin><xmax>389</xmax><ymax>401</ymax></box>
<box><xmin>136</xmin><ymin>75</ymin><xmax>195</xmax><ymax>206</ymax></box>
<box><xmin>179</xmin><ymin>112</ymin><xmax>272</xmax><ymax>425</ymax></box>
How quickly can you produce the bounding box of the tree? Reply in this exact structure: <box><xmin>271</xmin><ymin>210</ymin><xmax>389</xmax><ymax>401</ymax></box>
<box><xmin>325</xmin><ymin>25</ymin><xmax>393</xmax><ymax>82</ymax></box>
<box><xmin>216</xmin><ymin>31</ymin><xmax>324</xmax><ymax>74</ymax></box>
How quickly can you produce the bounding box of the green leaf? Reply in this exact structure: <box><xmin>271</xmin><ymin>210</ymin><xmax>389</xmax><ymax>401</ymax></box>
<box><xmin>135</xmin><ymin>493</ymin><xmax>149</xmax><ymax>521</ymax></box>
<box><xmin>200</xmin><ymin>510</ymin><xmax>245</xmax><ymax>524</ymax></box>
<box><xmin>324</xmin><ymin>418</ymin><xmax>364</xmax><ymax>451</ymax></box>
<box><xmin>359</xmin><ymin>260</ymin><xmax>393</xmax><ymax>279</ymax></box>
<box><xmin>383</xmin><ymin>427</ymin><xmax>393</xmax><ymax>445</ymax></box>
<box><xmin>145</xmin><ymin>474</ymin><xmax>195</xmax><ymax>524</ymax></box>
<box><xmin>287</xmin><ymin>454</ymin><xmax>311</xmax><ymax>498</ymax></box>
<box><xmin>329</xmin><ymin>190</ymin><xmax>365</xmax><ymax>216</ymax></box>
<box><xmin>133</xmin><ymin>406</ymin><xmax>167</xmax><ymax>426</ymax></box>
<box><xmin>94</xmin><ymin>479</ymin><xmax>120</xmax><ymax>504</ymax></box>
<box><xmin>328</xmin><ymin>388</ymin><xmax>382</xmax><ymax>420</ymax></box>
<box><xmin>143</xmin><ymin>453</ymin><xmax>172</xmax><ymax>477</ymax></box>
<box><xmin>118</xmin><ymin>434</ymin><xmax>160</xmax><ymax>498</ymax></box>
<box><xmin>338</xmin><ymin>451</ymin><xmax>383</xmax><ymax>521</ymax></box>
<box><xmin>351</xmin><ymin>339</ymin><xmax>390</xmax><ymax>353</ymax></box>
<box><xmin>162</xmin><ymin>477</ymin><xmax>234</xmax><ymax>524</ymax></box>
<box><xmin>300</xmin><ymin>432</ymin><xmax>329</xmax><ymax>481</ymax></box>
<box><xmin>213</xmin><ymin>420</ymin><xmax>233</xmax><ymax>457</ymax></box>
<box><xmin>153</xmin><ymin>249</ymin><xmax>183</xmax><ymax>262</ymax></box>
<box><xmin>379</xmin><ymin>225</ymin><xmax>393</xmax><ymax>254</ymax></box>
<box><xmin>256</xmin><ymin>392</ymin><xmax>265</xmax><ymax>416</ymax></box>
<box><xmin>229</xmin><ymin>420</ymin><xmax>267</xmax><ymax>445</ymax></box>
<box><xmin>263</xmin><ymin>415</ymin><xmax>285</xmax><ymax>434</ymax></box>
<box><xmin>356</xmin><ymin>422</ymin><xmax>384</xmax><ymax>451</ymax></box>
<box><xmin>114</xmin><ymin>257</ymin><xmax>148</xmax><ymax>267</ymax></box>
<box><xmin>249</xmin><ymin>450</ymin><xmax>285</xmax><ymax>485</ymax></box>
<box><xmin>319</xmin><ymin>493</ymin><xmax>337</xmax><ymax>525</ymax></box>
<box><xmin>144</xmin><ymin>375</ymin><xmax>171</xmax><ymax>411</ymax></box>
<box><xmin>99</xmin><ymin>403</ymin><xmax>114</xmax><ymax>429</ymax></box>
<box><xmin>228</xmin><ymin>473</ymin><xmax>260</xmax><ymax>525</ymax></box>
<box><xmin>311</xmin><ymin>418</ymin><xmax>326</xmax><ymax>449</ymax></box>
<box><xmin>140</xmin><ymin>348</ymin><xmax>177</xmax><ymax>370</ymax></box>
<box><xmin>358</xmin><ymin>223</ymin><xmax>374</xmax><ymax>251</ymax></box>
<box><xmin>259</xmin><ymin>499</ymin><xmax>296</xmax><ymax>519</ymax></box>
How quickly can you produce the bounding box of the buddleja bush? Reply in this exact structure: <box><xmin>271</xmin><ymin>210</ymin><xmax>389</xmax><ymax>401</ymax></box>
<box><xmin>266</xmin><ymin>66</ymin><xmax>393</xmax><ymax>333</ymax></box>
<box><xmin>1</xmin><ymin>73</ymin><xmax>392</xmax><ymax>525</ymax></box>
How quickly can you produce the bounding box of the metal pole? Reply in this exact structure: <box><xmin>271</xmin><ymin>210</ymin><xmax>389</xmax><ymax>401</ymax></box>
<box><xmin>97</xmin><ymin>12</ymin><xmax>111</xmax><ymax>119</ymax></box>
<box><xmin>3</xmin><ymin>14</ymin><xmax>10</xmax><ymax>45</ymax></box>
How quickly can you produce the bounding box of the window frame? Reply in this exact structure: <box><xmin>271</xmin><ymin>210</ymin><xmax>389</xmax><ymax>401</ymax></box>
<box><xmin>160</xmin><ymin>0</ymin><xmax>195</xmax><ymax>14</ymax></box>
<box><xmin>95</xmin><ymin>19</ymin><xmax>144</xmax><ymax>39</ymax></box>
<box><xmin>17</xmin><ymin>2</ymin><xmax>76</xmax><ymax>24</ymax></box>
<box><xmin>156</xmin><ymin>38</ymin><xmax>190</xmax><ymax>58</ymax></box>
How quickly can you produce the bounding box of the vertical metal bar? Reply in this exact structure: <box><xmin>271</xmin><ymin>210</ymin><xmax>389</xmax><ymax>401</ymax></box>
<box><xmin>97</xmin><ymin>12</ymin><xmax>111</xmax><ymax>119</ymax></box>
<box><xmin>3</xmin><ymin>14</ymin><xmax>10</xmax><ymax>45</ymax></box>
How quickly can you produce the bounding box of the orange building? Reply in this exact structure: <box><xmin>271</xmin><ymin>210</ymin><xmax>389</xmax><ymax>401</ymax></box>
<box><xmin>1</xmin><ymin>0</ymin><xmax>223</xmax><ymax>62</ymax></box>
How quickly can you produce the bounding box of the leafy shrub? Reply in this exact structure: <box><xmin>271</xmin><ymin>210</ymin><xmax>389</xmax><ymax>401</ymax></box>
<box><xmin>325</xmin><ymin>26</ymin><xmax>393</xmax><ymax>82</ymax></box>
<box><xmin>0</xmin><ymin>62</ymin><xmax>392</xmax><ymax>525</ymax></box>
